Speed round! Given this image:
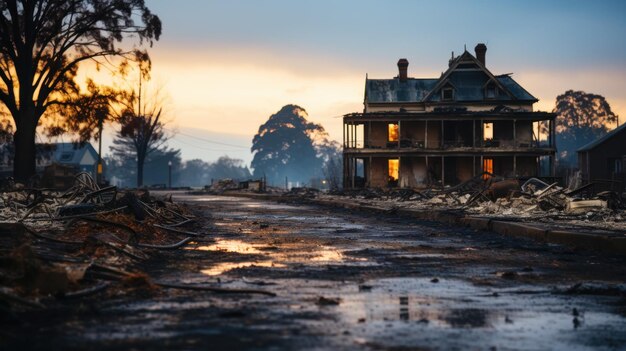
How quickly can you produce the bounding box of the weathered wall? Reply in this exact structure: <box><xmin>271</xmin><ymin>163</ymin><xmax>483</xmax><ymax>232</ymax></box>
<box><xmin>426</xmin><ymin>121</ymin><xmax>441</xmax><ymax>148</ymax></box>
<box><xmin>401</xmin><ymin>121</ymin><xmax>426</xmax><ymax>145</ymax></box>
<box><xmin>586</xmin><ymin>128</ymin><xmax>626</xmax><ymax>180</ymax></box>
<box><xmin>400</xmin><ymin>157</ymin><xmax>427</xmax><ymax>187</ymax></box>
<box><xmin>456</xmin><ymin>157</ymin><xmax>474</xmax><ymax>182</ymax></box>
<box><xmin>370</xmin><ymin>157</ymin><xmax>389</xmax><ymax>187</ymax></box>
<box><xmin>368</xmin><ymin>122</ymin><xmax>389</xmax><ymax>148</ymax></box>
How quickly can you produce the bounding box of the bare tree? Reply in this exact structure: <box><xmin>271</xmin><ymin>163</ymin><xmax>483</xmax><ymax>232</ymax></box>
<box><xmin>110</xmin><ymin>72</ymin><xmax>170</xmax><ymax>187</ymax></box>
<box><xmin>0</xmin><ymin>0</ymin><xmax>161</xmax><ymax>182</ymax></box>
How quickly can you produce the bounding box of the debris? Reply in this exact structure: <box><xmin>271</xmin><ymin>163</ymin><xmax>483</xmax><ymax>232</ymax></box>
<box><xmin>0</xmin><ymin>173</ymin><xmax>201</xmax><ymax>310</ymax></box>
<box><xmin>316</xmin><ymin>296</ymin><xmax>341</xmax><ymax>306</ymax></box>
<box><xmin>566</xmin><ymin>200</ymin><xmax>608</xmax><ymax>214</ymax></box>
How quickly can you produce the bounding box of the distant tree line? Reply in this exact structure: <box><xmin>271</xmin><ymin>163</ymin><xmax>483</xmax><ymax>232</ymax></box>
<box><xmin>105</xmin><ymin>150</ymin><xmax>251</xmax><ymax>188</ymax></box>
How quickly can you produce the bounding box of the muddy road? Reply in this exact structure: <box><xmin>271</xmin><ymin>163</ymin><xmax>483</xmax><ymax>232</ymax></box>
<box><xmin>5</xmin><ymin>195</ymin><xmax>626</xmax><ymax>350</ymax></box>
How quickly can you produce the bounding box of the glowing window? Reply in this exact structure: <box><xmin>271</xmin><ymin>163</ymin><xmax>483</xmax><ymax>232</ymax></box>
<box><xmin>483</xmin><ymin>158</ymin><xmax>493</xmax><ymax>178</ymax></box>
<box><xmin>388</xmin><ymin>159</ymin><xmax>399</xmax><ymax>181</ymax></box>
<box><xmin>388</xmin><ymin>123</ymin><xmax>399</xmax><ymax>142</ymax></box>
<box><xmin>483</xmin><ymin>122</ymin><xmax>493</xmax><ymax>140</ymax></box>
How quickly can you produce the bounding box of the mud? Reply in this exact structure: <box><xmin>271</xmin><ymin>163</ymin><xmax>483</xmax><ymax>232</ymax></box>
<box><xmin>3</xmin><ymin>194</ymin><xmax>626</xmax><ymax>350</ymax></box>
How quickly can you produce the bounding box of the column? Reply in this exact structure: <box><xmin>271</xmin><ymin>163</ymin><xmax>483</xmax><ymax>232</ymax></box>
<box><xmin>425</xmin><ymin>120</ymin><xmax>428</xmax><ymax>148</ymax></box>
<box><xmin>441</xmin><ymin>156</ymin><xmax>445</xmax><ymax>187</ymax></box>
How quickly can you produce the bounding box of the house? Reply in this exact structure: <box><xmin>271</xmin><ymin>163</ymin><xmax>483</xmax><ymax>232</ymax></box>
<box><xmin>577</xmin><ymin>123</ymin><xmax>626</xmax><ymax>191</ymax></box>
<box><xmin>343</xmin><ymin>44</ymin><xmax>556</xmax><ymax>188</ymax></box>
<box><xmin>37</xmin><ymin>142</ymin><xmax>100</xmax><ymax>178</ymax></box>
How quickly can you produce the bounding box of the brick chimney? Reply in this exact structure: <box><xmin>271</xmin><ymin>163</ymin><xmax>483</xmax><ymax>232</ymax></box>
<box><xmin>397</xmin><ymin>58</ymin><xmax>409</xmax><ymax>82</ymax></box>
<box><xmin>475</xmin><ymin>43</ymin><xmax>487</xmax><ymax>66</ymax></box>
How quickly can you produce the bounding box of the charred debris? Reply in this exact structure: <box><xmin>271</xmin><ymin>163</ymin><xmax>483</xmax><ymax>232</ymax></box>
<box><xmin>278</xmin><ymin>173</ymin><xmax>625</xmax><ymax>231</ymax></box>
<box><xmin>0</xmin><ymin>173</ymin><xmax>273</xmax><ymax>315</ymax></box>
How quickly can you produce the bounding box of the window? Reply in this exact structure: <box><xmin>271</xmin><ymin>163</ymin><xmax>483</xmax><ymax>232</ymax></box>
<box><xmin>483</xmin><ymin>158</ymin><xmax>493</xmax><ymax>178</ymax></box>
<box><xmin>59</xmin><ymin>152</ymin><xmax>73</xmax><ymax>162</ymax></box>
<box><xmin>483</xmin><ymin>122</ymin><xmax>493</xmax><ymax>140</ymax></box>
<box><xmin>388</xmin><ymin>123</ymin><xmax>399</xmax><ymax>142</ymax></box>
<box><xmin>485</xmin><ymin>85</ymin><xmax>497</xmax><ymax>99</ymax></box>
<box><xmin>388</xmin><ymin>159</ymin><xmax>399</xmax><ymax>181</ymax></box>
<box><xmin>442</xmin><ymin>87</ymin><xmax>454</xmax><ymax>101</ymax></box>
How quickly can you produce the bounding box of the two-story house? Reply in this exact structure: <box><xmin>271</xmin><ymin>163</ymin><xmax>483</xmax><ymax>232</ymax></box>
<box><xmin>343</xmin><ymin>44</ymin><xmax>556</xmax><ymax>188</ymax></box>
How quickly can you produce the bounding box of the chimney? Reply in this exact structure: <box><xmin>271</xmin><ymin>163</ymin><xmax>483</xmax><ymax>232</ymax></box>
<box><xmin>397</xmin><ymin>58</ymin><xmax>409</xmax><ymax>82</ymax></box>
<box><xmin>475</xmin><ymin>43</ymin><xmax>487</xmax><ymax>66</ymax></box>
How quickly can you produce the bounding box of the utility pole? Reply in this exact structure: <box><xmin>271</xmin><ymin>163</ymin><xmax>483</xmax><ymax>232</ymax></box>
<box><xmin>168</xmin><ymin>161</ymin><xmax>172</xmax><ymax>189</ymax></box>
<box><xmin>97</xmin><ymin>116</ymin><xmax>103</xmax><ymax>185</ymax></box>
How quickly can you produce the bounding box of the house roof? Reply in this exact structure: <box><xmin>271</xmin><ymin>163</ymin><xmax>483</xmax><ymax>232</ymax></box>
<box><xmin>577</xmin><ymin>123</ymin><xmax>626</xmax><ymax>152</ymax></box>
<box><xmin>52</xmin><ymin>143</ymin><xmax>98</xmax><ymax>165</ymax></box>
<box><xmin>365</xmin><ymin>50</ymin><xmax>537</xmax><ymax>104</ymax></box>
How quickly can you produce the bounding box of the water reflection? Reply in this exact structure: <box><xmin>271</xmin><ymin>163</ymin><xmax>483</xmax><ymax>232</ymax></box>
<box><xmin>201</xmin><ymin>261</ymin><xmax>286</xmax><ymax>276</ymax></box>
<box><xmin>190</xmin><ymin>240</ymin><xmax>371</xmax><ymax>276</ymax></box>
<box><xmin>310</xmin><ymin>247</ymin><xmax>344</xmax><ymax>262</ymax></box>
<box><xmin>193</xmin><ymin>240</ymin><xmax>264</xmax><ymax>254</ymax></box>
<box><xmin>443</xmin><ymin>308</ymin><xmax>489</xmax><ymax>328</ymax></box>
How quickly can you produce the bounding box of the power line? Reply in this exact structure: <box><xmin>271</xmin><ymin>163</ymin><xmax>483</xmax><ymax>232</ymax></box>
<box><xmin>170</xmin><ymin>130</ymin><xmax>250</xmax><ymax>149</ymax></box>
<box><xmin>172</xmin><ymin>137</ymin><xmax>250</xmax><ymax>152</ymax></box>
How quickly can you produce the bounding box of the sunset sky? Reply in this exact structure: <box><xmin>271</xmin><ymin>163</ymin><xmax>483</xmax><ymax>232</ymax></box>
<box><xmin>99</xmin><ymin>0</ymin><xmax>626</xmax><ymax>164</ymax></box>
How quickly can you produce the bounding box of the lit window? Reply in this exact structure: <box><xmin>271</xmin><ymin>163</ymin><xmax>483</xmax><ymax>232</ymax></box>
<box><xmin>442</xmin><ymin>87</ymin><xmax>454</xmax><ymax>101</ymax></box>
<box><xmin>388</xmin><ymin>123</ymin><xmax>399</xmax><ymax>142</ymax></box>
<box><xmin>483</xmin><ymin>158</ymin><xmax>493</xmax><ymax>178</ymax></box>
<box><xmin>483</xmin><ymin>122</ymin><xmax>493</xmax><ymax>140</ymax></box>
<box><xmin>388</xmin><ymin>159</ymin><xmax>399</xmax><ymax>181</ymax></box>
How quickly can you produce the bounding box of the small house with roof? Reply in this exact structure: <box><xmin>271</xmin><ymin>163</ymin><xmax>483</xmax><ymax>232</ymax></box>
<box><xmin>343</xmin><ymin>44</ymin><xmax>556</xmax><ymax>188</ymax></box>
<box><xmin>578</xmin><ymin>123</ymin><xmax>626</xmax><ymax>188</ymax></box>
<box><xmin>36</xmin><ymin>142</ymin><xmax>99</xmax><ymax>178</ymax></box>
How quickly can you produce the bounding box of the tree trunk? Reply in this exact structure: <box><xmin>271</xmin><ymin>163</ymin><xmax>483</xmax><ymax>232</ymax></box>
<box><xmin>13</xmin><ymin>112</ymin><xmax>38</xmax><ymax>184</ymax></box>
<box><xmin>137</xmin><ymin>154</ymin><xmax>144</xmax><ymax>188</ymax></box>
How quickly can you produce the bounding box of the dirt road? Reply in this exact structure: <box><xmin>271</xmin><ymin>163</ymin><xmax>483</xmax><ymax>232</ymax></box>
<box><xmin>5</xmin><ymin>195</ymin><xmax>626</xmax><ymax>350</ymax></box>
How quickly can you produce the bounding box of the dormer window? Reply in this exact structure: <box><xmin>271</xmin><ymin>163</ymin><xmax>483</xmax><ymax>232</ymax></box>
<box><xmin>442</xmin><ymin>87</ymin><xmax>454</xmax><ymax>101</ymax></box>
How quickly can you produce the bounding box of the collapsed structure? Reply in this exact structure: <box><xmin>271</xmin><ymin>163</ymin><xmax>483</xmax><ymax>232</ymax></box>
<box><xmin>343</xmin><ymin>44</ymin><xmax>556</xmax><ymax>188</ymax></box>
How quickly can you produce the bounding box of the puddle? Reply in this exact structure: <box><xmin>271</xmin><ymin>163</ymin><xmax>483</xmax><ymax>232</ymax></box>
<box><xmin>193</xmin><ymin>240</ymin><xmax>265</xmax><ymax>254</ymax></box>
<box><xmin>329</xmin><ymin>277</ymin><xmax>626</xmax><ymax>350</ymax></box>
<box><xmin>201</xmin><ymin>261</ymin><xmax>286</xmax><ymax>276</ymax></box>
<box><xmin>191</xmin><ymin>240</ymin><xmax>375</xmax><ymax>276</ymax></box>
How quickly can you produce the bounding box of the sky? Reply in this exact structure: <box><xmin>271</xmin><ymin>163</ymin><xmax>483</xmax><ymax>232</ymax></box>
<box><xmin>100</xmin><ymin>0</ymin><xmax>626</xmax><ymax>164</ymax></box>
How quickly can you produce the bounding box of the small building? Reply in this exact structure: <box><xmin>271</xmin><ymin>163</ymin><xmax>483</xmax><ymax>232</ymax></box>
<box><xmin>343</xmin><ymin>44</ymin><xmax>556</xmax><ymax>188</ymax></box>
<box><xmin>577</xmin><ymin>123</ymin><xmax>626</xmax><ymax>190</ymax></box>
<box><xmin>37</xmin><ymin>142</ymin><xmax>100</xmax><ymax>179</ymax></box>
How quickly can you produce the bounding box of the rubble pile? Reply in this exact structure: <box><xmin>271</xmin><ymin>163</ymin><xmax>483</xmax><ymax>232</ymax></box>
<box><xmin>0</xmin><ymin>173</ymin><xmax>201</xmax><ymax>311</ymax></box>
<box><xmin>317</xmin><ymin>174</ymin><xmax>626</xmax><ymax>232</ymax></box>
<box><xmin>283</xmin><ymin>187</ymin><xmax>320</xmax><ymax>199</ymax></box>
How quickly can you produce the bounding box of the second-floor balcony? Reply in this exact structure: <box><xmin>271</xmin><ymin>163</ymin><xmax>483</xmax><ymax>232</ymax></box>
<box><xmin>343</xmin><ymin>113</ymin><xmax>556</xmax><ymax>153</ymax></box>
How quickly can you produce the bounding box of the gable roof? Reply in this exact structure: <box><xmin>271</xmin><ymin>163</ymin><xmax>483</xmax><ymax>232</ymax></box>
<box><xmin>365</xmin><ymin>50</ymin><xmax>537</xmax><ymax>104</ymax></box>
<box><xmin>577</xmin><ymin>123</ymin><xmax>626</xmax><ymax>152</ymax></box>
<box><xmin>52</xmin><ymin>143</ymin><xmax>98</xmax><ymax>165</ymax></box>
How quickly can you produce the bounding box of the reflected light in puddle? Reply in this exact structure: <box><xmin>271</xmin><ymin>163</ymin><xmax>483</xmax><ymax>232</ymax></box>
<box><xmin>201</xmin><ymin>261</ymin><xmax>286</xmax><ymax>276</ymax></box>
<box><xmin>192</xmin><ymin>240</ymin><xmax>264</xmax><ymax>254</ymax></box>
<box><xmin>310</xmin><ymin>246</ymin><xmax>344</xmax><ymax>262</ymax></box>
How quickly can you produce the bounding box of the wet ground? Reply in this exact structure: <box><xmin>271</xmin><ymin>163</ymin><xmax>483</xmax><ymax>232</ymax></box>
<box><xmin>4</xmin><ymin>195</ymin><xmax>626</xmax><ymax>350</ymax></box>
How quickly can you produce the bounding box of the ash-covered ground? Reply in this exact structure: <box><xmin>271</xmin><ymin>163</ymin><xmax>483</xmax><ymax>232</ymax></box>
<box><xmin>4</xmin><ymin>195</ymin><xmax>626</xmax><ymax>350</ymax></box>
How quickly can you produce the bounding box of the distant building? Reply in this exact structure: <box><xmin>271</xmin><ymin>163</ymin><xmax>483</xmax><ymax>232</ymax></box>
<box><xmin>343</xmin><ymin>44</ymin><xmax>556</xmax><ymax>188</ymax></box>
<box><xmin>39</xmin><ymin>142</ymin><xmax>100</xmax><ymax>178</ymax></box>
<box><xmin>578</xmin><ymin>123</ymin><xmax>626</xmax><ymax>188</ymax></box>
